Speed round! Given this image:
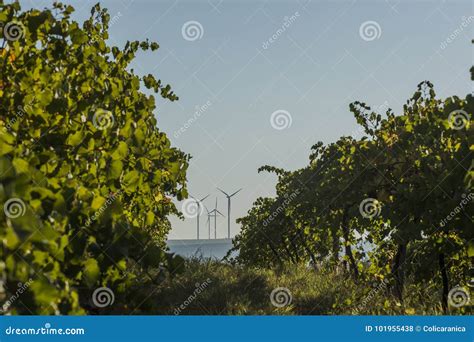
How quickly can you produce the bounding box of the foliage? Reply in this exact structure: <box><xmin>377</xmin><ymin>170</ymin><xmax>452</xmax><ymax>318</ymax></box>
<box><xmin>232</xmin><ymin>81</ymin><xmax>473</xmax><ymax>312</ymax></box>
<box><xmin>0</xmin><ymin>2</ymin><xmax>188</xmax><ymax>314</ymax></box>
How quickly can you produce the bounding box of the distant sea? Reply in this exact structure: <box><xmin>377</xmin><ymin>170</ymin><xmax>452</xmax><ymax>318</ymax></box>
<box><xmin>167</xmin><ymin>239</ymin><xmax>236</xmax><ymax>260</ymax></box>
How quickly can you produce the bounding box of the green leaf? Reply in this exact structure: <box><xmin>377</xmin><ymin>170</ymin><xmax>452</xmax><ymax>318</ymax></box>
<box><xmin>108</xmin><ymin>160</ymin><xmax>123</xmax><ymax>179</ymax></box>
<box><xmin>83</xmin><ymin>258</ymin><xmax>100</xmax><ymax>287</ymax></box>
<box><xmin>122</xmin><ymin>170</ymin><xmax>140</xmax><ymax>193</ymax></box>
<box><xmin>0</xmin><ymin>139</ymin><xmax>14</xmax><ymax>156</ymax></box>
<box><xmin>146</xmin><ymin>210</ymin><xmax>155</xmax><ymax>225</ymax></box>
<box><xmin>91</xmin><ymin>196</ymin><xmax>106</xmax><ymax>211</ymax></box>
<box><xmin>66</xmin><ymin>130</ymin><xmax>84</xmax><ymax>146</ymax></box>
<box><xmin>111</xmin><ymin>141</ymin><xmax>128</xmax><ymax>160</ymax></box>
<box><xmin>12</xmin><ymin>158</ymin><xmax>29</xmax><ymax>174</ymax></box>
<box><xmin>70</xmin><ymin>28</ymin><xmax>88</xmax><ymax>45</ymax></box>
<box><xmin>30</xmin><ymin>279</ymin><xmax>59</xmax><ymax>306</ymax></box>
<box><xmin>468</xmin><ymin>241</ymin><xmax>474</xmax><ymax>258</ymax></box>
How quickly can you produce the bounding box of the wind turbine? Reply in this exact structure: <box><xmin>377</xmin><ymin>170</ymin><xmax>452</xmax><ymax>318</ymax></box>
<box><xmin>209</xmin><ymin>198</ymin><xmax>224</xmax><ymax>239</ymax></box>
<box><xmin>204</xmin><ymin>205</ymin><xmax>214</xmax><ymax>240</ymax></box>
<box><xmin>190</xmin><ymin>194</ymin><xmax>209</xmax><ymax>240</ymax></box>
<box><xmin>217</xmin><ymin>187</ymin><xmax>242</xmax><ymax>239</ymax></box>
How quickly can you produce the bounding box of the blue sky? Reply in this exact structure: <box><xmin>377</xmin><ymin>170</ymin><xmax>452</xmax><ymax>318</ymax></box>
<box><xmin>24</xmin><ymin>0</ymin><xmax>473</xmax><ymax>239</ymax></box>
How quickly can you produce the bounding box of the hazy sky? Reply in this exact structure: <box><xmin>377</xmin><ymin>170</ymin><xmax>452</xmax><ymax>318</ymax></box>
<box><xmin>24</xmin><ymin>0</ymin><xmax>473</xmax><ymax>239</ymax></box>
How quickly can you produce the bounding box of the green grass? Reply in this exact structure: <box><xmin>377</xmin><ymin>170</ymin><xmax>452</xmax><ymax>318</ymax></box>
<box><xmin>130</xmin><ymin>258</ymin><xmax>472</xmax><ymax>315</ymax></box>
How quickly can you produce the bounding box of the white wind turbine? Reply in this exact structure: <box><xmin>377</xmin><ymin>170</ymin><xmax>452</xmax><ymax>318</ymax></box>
<box><xmin>217</xmin><ymin>188</ymin><xmax>242</xmax><ymax>239</ymax></box>
<box><xmin>204</xmin><ymin>205</ymin><xmax>215</xmax><ymax>240</ymax></box>
<box><xmin>190</xmin><ymin>194</ymin><xmax>209</xmax><ymax>240</ymax></box>
<box><xmin>209</xmin><ymin>198</ymin><xmax>224</xmax><ymax>239</ymax></box>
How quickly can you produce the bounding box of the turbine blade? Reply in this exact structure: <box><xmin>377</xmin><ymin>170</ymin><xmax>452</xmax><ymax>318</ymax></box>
<box><xmin>216</xmin><ymin>209</ymin><xmax>225</xmax><ymax>216</ymax></box>
<box><xmin>200</xmin><ymin>194</ymin><xmax>210</xmax><ymax>202</ymax></box>
<box><xmin>230</xmin><ymin>188</ymin><xmax>242</xmax><ymax>197</ymax></box>
<box><xmin>217</xmin><ymin>188</ymin><xmax>229</xmax><ymax>197</ymax></box>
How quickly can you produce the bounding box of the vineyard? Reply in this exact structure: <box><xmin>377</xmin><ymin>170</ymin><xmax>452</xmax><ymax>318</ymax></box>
<box><xmin>0</xmin><ymin>1</ymin><xmax>473</xmax><ymax>315</ymax></box>
<box><xmin>230</xmin><ymin>80</ymin><xmax>473</xmax><ymax>314</ymax></box>
<box><xmin>0</xmin><ymin>2</ymin><xmax>188</xmax><ymax>314</ymax></box>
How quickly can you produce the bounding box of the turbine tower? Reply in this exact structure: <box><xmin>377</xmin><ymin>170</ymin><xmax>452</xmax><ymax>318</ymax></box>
<box><xmin>204</xmin><ymin>205</ymin><xmax>214</xmax><ymax>240</ymax></box>
<box><xmin>190</xmin><ymin>194</ymin><xmax>209</xmax><ymax>240</ymax></box>
<box><xmin>209</xmin><ymin>198</ymin><xmax>224</xmax><ymax>239</ymax></box>
<box><xmin>217</xmin><ymin>187</ymin><xmax>242</xmax><ymax>239</ymax></box>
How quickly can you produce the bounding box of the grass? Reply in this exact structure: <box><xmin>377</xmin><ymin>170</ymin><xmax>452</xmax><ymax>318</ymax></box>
<box><xmin>128</xmin><ymin>258</ymin><xmax>472</xmax><ymax>315</ymax></box>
